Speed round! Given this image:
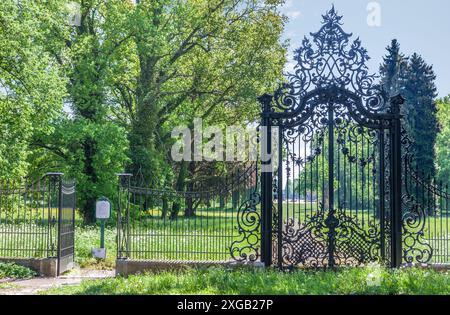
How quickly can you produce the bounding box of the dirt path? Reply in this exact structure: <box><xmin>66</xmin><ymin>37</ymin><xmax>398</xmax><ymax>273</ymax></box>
<box><xmin>0</xmin><ymin>269</ymin><xmax>114</xmax><ymax>295</ymax></box>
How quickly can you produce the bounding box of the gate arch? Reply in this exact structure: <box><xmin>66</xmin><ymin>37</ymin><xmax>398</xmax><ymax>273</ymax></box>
<box><xmin>258</xmin><ymin>6</ymin><xmax>405</xmax><ymax>268</ymax></box>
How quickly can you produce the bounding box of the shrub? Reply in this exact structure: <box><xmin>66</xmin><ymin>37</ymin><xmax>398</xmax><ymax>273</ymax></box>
<box><xmin>0</xmin><ymin>263</ymin><xmax>36</xmax><ymax>279</ymax></box>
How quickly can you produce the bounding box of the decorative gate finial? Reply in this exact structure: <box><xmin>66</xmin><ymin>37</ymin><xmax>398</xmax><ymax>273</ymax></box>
<box><xmin>270</xmin><ymin>6</ymin><xmax>388</xmax><ymax>117</ymax></box>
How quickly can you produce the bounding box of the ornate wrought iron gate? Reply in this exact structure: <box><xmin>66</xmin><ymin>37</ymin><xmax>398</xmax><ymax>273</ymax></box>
<box><xmin>47</xmin><ymin>174</ymin><xmax>76</xmax><ymax>275</ymax></box>
<box><xmin>58</xmin><ymin>178</ymin><xmax>76</xmax><ymax>275</ymax></box>
<box><xmin>259</xmin><ymin>7</ymin><xmax>405</xmax><ymax>268</ymax></box>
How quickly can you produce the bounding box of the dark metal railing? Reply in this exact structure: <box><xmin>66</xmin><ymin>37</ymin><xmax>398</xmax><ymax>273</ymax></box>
<box><xmin>403</xmin><ymin>163</ymin><xmax>450</xmax><ymax>264</ymax></box>
<box><xmin>117</xmin><ymin>165</ymin><xmax>260</xmax><ymax>262</ymax></box>
<box><xmin>0</xmin><ymin>173</ymin><xmax>75</xmax><ymax>263</ymax></box>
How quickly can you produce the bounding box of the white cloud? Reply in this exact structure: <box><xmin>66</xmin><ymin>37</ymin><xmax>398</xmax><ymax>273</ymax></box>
<box><xmin>283</xmin><ymin>0</ymin><xmax>293</xmax><ymax>8</ymax></box>
<box><xmin>280</xmin><ymin>0</ymin><xmax>302</xmax><ymax>20</ymax></box>
<box><xmin>286</xmin><ymin>10</ymin><xmax>302</xmax><ymax>20</ymax></box>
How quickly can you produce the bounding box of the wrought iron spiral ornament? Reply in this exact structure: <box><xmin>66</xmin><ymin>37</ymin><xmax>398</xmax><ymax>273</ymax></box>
<box><xmin>230</xmin><ymin>190</ymin><xmax>261</xmax><ymax>262</ymax></box>
<box><xmin>401</xmin><ymin>128</ymin><xmax>433</xmax><ymax>264</ymax></box>
<box><xmin>229</xmin><ymin>125</ymin><xmax>261</xmax><ymax>262</ymax></box>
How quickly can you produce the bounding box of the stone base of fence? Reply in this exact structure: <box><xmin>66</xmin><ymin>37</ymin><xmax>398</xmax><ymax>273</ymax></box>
<box><xmin>115</xmin><ymin>259</ymin><xmax>264</xmax><ymax>276</ymax></box>
<box><xmin>0</xmin><ymin>257</ymin><xmax>58</xmax><ymax>277</ymax></box>
<box><xmin>402</xmin><ymin>263</ymin><xmax>450</xmax><ymax>272</ymax></box>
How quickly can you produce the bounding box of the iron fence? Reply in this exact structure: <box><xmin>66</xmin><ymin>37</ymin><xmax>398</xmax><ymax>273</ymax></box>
<box><xmin>117</xmin><ymin>165</ymin><xmax>260</xmax><ymax>262</ymax></box>
<box><xmin>0</xmin><ymin>173</ymin><xmax>75</xmax><ymax>268</ymax></box>
<box><xmin>403</xmin><ymin>163</ymin><xmax>450</xmax><ymax>264</ymax></box>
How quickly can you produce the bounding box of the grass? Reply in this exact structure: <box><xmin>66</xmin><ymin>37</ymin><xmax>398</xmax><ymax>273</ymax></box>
<box><xmin>0</xmin><ymin>262</ymin><xmax>36</xmax><ymax>279</ymax></box>
<box><xmin>41</xmin><ymin>266</ymin><xmax>450</xmax><ymax>295</ymax></box>
<box><xmin>74</xmin><ymin>226</ymin><xmax>117</xmax><ymax>269</ymax></box>
<box><xmin>0</xmin><ymin>282</ymin><xmax>19</xmax><ymax>290</ymax></box>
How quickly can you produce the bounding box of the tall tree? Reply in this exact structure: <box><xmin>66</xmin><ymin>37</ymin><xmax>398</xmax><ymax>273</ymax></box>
<box><xmin>379</xmin><ymin>39</ymin><xmax>407</xmax><ymax>97</ymax></box>
<box><xmin>0</xmin><ymin>0</ymin><xmax>66</xmax><ymax>179</ymax></box>
<box><xmin>380</xmin><ymin>42</ymin><xmax>439</xmax><ymax>177</ymax></box>
<box><xmin>28</xmin><ymin>1</ymin><xmax>132</xmax><ymax>224</ymax></box>
<box><xmin>124</xmin><ymin>0</ymin><xmax>287</xmax><ymax>189</ymax></box>
<box><xmin>401</xmin><ymin>53</ymin><xmax>438</xmax><ymax>177</ymax></box>
<box><xmin>63</xmin><ymin>0</ymin><xmax>131</xmax><ymax>223</ymax></box>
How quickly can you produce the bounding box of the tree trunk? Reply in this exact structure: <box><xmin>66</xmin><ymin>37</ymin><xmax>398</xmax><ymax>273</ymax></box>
<box><xmin>185</xmin><ymin>196</ymin><xmax>195</xmax><ymax>217</ymax></box>
<box><xmin>161</xmin><ymin>196</ymin><xmax>168</xmax><ymax>218</ymax></box>
<box><xmin>184</xmin><ymin>162</ymin><xmax>196</xmax><ymax>217</ymax></box>
<box><xmin>81</xmin><ymin>136</ymin><xmax>98</xmax><ymax>225</ymax></box>
<box><xmin>83</xmin><ymin>197</ymin><xmax>96</xmax><ymax>225</ymax></box>
<box><xmin>170</xmin><ymin>160</ymin><xmax>188</xmax><ymax>219</ymax></box>
<box><xmin>232</xmin><ymin>190</ymin><xmax>240</xmax><ymax>209</ymax></box>
<box><xmin>219</xmin><ymin>195</ymin><xmax>225</xmax><ymax>209</ymax></box>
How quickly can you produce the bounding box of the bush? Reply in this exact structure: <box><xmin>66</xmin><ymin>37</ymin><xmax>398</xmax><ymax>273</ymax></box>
<box><xmin>0</xmin><ymin>263</ymin><xmax>36</xmax><ymax>279</ymax></box>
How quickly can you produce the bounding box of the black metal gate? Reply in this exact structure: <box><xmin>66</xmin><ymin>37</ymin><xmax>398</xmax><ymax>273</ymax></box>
<box><xmin>58</xmin><ymin>178</ymin><xmax>76</xmax><ymax>275</ymax></box>
<box><xmin>0</xmin><ymin>173</ymin><xmax>76</xmax><ymax>275</ymax></box>
<box><xmin>259</xmin><ymin>7</ymin><xmax>405</xmax><ymax>268</ymax></box>
<box><xmin>48</xmin><ymin>173</ymin><xmax>76</xmax><ymax>275</ymax></box>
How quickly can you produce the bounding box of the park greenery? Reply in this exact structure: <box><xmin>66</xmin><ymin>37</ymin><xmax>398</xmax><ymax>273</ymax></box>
<box><xmin>0</xmin><ymin>0</ymin><xmax>286</xmax><ymax>224</ymax></box>
<box><xmin>41</xmin><ymin>266</ymin><xmax>450</xmax><ymax>295</ymax></box>
<box><xmin>436</xmin><ymin>96</ymin><xmax>450</xmax><ymax>187</ymax></box>
<box><xmin>1</xmin><ymin>1</ymin><xmax>449</xmax><ymax>224</ymax></box>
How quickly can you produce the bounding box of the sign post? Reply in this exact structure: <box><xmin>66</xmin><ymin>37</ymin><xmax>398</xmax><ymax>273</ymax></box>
<box><xmin>92</xmin><ymin>197</ymin><xmax>111</xmax><ymax>259</ymax></box>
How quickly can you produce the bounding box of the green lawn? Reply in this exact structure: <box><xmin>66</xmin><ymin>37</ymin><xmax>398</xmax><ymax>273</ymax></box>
<box><xmin>75</xmin><ymin>226</ymin><xmax>117</xmax><ymax>269</ymax></box>
<box><xmin>41</xmin><ymin>266</ymin><xmax>450</xmax><ymax>295</ymax></box>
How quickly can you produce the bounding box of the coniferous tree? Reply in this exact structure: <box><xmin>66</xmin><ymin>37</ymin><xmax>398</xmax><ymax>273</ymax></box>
<box><xmin>379</xmin><ymin>39</ymin><xmax>408</xmax><ymax>97</ymax></box>
<box><xmin>380</xmin><ymin>41</ymin><xmax>438</xmax><ymax>179</ymax></box>
<box><xmin>401</xmin><ymin>53</ymin><xmax>439</xmax><ymax>178</ymax></box>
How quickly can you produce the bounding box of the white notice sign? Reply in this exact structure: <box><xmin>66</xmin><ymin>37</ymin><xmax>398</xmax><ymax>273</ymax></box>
<box><xmin>96</xmin><ymin>199</ymin><xmax>111</xmax><ymax>219</ymax></box>
<box><xmin>92</xmin><ymin>248</ymin><xmax>106</xmax><ymax>259</ymax></box>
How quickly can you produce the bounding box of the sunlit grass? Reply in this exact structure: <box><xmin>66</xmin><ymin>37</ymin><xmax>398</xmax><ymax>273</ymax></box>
<box><xmin>41</xmin><ymin>266</ymin><xmax>450</xmax><ymax>295</ymax></box>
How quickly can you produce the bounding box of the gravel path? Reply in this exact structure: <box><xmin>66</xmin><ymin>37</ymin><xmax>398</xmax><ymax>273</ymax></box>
<box><xmin>0</xmin><ymin>269</ymin><xmax>114</xmax><ymax>295</ymax></box>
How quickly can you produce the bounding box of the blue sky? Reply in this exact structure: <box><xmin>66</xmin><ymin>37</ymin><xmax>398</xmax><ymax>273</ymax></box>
<box><xmin>279</xmin><ymin>0</ymin><xmax>450</xmax><ymax>98</ymax></box>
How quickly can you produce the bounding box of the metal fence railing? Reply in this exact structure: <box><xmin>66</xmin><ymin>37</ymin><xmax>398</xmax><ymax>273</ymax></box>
<box><xmin>0</xmin><ymin>174</ymin><xmax>75</xmax><ymax>268</ymax></box>
<box><xmin>117</xmin><ymin>165</ymin><xmax>261</xmax><ymax>262</ymax></box>
<box><xmin>403</xmin><ymin>164</ymin><xmax>450</xmax><ymax>265</ymax></box>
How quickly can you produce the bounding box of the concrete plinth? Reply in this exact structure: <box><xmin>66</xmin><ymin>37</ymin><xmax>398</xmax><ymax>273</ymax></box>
<box><xmin>0</xmin><ymin>257</ymin><xmax>58</xmax><ymax>277</ymax></box>
<box><xmin>115</xmin><ymin>259</ymin><xmax>264</xmax><ymax>276</ymax></box>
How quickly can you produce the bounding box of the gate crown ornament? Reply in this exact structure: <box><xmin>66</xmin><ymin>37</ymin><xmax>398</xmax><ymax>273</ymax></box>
<box><xmin>270</xmin><ymin>6</ymin><xmax>388</xmax><ymax>116</ymax></box>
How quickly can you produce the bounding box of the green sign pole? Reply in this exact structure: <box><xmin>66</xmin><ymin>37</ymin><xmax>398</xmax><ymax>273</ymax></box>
<box><xmin>100</xmin><ymin>219</ymin><xmax>105</xmax><ymax>249</ymax></box>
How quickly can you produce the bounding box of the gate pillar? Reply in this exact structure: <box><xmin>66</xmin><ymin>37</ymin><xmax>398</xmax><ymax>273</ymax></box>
<box><xmin>389</xmin><ymin>95</ymin><xmax>405</xmax><ymax>268</ymax></box>
<box><xmin>259</xmin><ymin>94</ymin><xmax>273</xmax><ymax>267</ymax></box>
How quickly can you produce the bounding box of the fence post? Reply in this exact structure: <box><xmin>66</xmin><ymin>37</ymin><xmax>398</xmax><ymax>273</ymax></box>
<box><xmin>389</xmin><ymin>95</ymin><xmax>404</xmax><ymax>268</ymax></box>
<box><xmin>259</xmin><ymin>94</ymin><xmax>273</xmax><ymax>267</ymax></box>
<box><xmin>117</xmin><ymin>173</ymin><xmax>132</xmax><ymax>259</ymax></box>
<box><xmin>45</xmin><ymin>172</ymin><xmax>63</xmax><ymax>274</ymax></box>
